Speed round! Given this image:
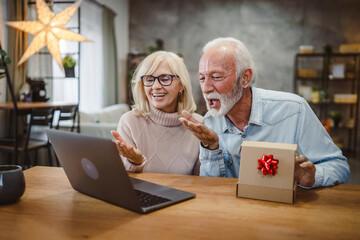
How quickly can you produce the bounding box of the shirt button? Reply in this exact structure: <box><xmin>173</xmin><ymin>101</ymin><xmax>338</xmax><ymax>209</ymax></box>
<box><xmin>242</xmin><ymin>135</ymin><xmax>246</xmax><ymax>138</ymax></box>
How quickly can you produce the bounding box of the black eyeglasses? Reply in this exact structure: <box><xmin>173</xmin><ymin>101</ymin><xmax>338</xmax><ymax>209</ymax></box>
<box><xmin>140</xmin><ymin>74</ymin><xmax>179</xmax><ymax>87</ymax></box>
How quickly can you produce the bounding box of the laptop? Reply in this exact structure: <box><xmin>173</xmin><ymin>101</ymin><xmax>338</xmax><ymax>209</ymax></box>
<box><xmin>46</xmin><ymin>129</ymin><xmax>196</xmax><ymax>214</ymax></box>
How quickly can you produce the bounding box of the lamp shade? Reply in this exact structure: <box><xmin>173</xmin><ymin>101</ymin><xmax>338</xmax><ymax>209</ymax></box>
<box><xmin>6</xmin><ymin>0</ymin><xmax>90</xmax><ymax>70</ymax></box>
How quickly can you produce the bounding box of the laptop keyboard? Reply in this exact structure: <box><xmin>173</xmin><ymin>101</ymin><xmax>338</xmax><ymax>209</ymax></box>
<box><xmin>135</xmin><ymin>189</ymin><xmax>171</xmax><ymax>208</ymax></box>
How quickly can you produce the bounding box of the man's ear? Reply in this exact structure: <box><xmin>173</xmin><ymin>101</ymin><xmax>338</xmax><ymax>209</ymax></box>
<box><xmin>241</xmin><ymin>68</ymin><xmax>252</xmax><ymax>88</ymax></box>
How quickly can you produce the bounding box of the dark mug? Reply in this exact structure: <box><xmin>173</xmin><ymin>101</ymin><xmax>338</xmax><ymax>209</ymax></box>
<box><xmin>0</xmin><ymin>165</ymin><xmax>26</xmax><ymax>204</ymax></box>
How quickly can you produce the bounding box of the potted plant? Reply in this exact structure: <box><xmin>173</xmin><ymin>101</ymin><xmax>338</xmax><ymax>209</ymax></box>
<box><xmin>329</xmin><ymin>111</ymin><xmax>343</xmax><ymax>128</ymax></box>
<box><xmin>0</xmin><ymin>49</ymin><xmax>11</xmax><ymax>79</ymax></box>
<box><xmin>62</xmin><ymin>55</ymin><xmax>76</xmax><ymax>78</ymax></box>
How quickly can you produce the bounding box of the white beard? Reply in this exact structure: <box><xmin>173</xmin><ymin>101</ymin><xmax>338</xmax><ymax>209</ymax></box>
<box><xmin>203</xmin><ymin>82</ymin><xmax>243</xmax><ymax>118</ymax></box>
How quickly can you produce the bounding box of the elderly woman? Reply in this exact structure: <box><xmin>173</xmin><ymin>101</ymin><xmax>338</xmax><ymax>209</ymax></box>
<box><xmin>111</xmin><ymin>51</ymin><xmax>201</xmax><ymax>175</ymax></box>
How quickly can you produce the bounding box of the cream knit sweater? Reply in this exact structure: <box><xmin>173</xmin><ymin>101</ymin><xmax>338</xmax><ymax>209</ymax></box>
<box><xmin>117</xmin><ymin>106</ymin><xmax>201</xmax><ymax>175</ymax></box>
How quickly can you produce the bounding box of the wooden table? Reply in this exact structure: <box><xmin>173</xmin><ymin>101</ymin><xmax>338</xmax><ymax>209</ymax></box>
<box><xmin>0</xmin><ymin>101</ymin><xmax>78</xmax><ymax>110</ymax></box>
<box><xmin>0</xmin><ymin>167</ymin><xmax>359</xmax><ymax>240</ymax></box>
<box><xmin>0</xmin><ymin>101</ymin><xmax>79</xmax><ymax>137</ymax></box>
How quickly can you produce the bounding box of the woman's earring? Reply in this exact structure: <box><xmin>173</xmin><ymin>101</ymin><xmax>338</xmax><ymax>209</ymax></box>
<box><xmin>178</xmin><ymin>91</ymin><xmax>183</xmax><ymax>97</ymax></box>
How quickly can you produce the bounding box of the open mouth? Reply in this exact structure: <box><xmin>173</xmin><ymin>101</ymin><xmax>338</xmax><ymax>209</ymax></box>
<box><xmin>208</xmin><ymin>98</ymin><xmax>220</xmax><ymax>108</ymax></box>
<box><xmin>152</xmin><ymin>93</ymin><xmax>166</xmax><ymax>98</ymax></box>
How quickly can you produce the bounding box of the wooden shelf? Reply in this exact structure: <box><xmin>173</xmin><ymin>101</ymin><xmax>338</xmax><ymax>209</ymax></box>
<box><xmin>294</xmin><ymin>53</ymin><xmax>360</xmax><ymax>156</ymax></box>
<box><xmin>295</xmin><ymin>77</ymin><xmax>323</xmax><ymax>81</ymax></box>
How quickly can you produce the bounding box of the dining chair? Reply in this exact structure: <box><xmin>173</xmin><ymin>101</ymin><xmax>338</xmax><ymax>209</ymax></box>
<box><xmin>27</xmin><ymin>108</ymin><xmax>56</xmax><ymax>166</ymax></box>
<box><xmin>0</xmin><ymin>108</ymin><xmax>55</xmax><ymax>167</ymax></box>
<box><xmin>55</xmin><ymin>105</ymin><xmax>79</xmax><ymax>132</ymax></box>
<box><xmin>0</xmin><ymin>43</ymin><xmax>55</xmax><ymax>167</ymax></box>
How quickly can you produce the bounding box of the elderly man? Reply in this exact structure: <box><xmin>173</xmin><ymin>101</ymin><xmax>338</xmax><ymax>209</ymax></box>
<box><xmin>180</xmin><ymin>37</ymin><xmax>350</xmax><ymax>188</ymax></box>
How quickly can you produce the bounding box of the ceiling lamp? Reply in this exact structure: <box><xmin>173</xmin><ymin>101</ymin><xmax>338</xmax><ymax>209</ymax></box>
<box><xmin>6</xmin><ymin>0</ymin><xmax>90</xmax><ymax>70</ymax></box>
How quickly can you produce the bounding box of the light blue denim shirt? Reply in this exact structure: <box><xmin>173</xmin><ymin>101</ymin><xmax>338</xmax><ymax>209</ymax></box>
<box><xmin>199</xmin><ymin>87</ymin><xmax>350</xmax><ymax>188</ymax></box>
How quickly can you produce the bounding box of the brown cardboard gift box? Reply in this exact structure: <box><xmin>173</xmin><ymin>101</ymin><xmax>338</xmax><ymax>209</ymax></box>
<box><xmin>237</xmin><ymin>141</ymin><xmax>298</xmax><ymax>204</ymax></box>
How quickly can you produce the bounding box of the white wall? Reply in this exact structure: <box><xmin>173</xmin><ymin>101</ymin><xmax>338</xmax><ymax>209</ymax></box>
<box><xmin>98</xmin><ymin>0</ymin><xmax>129</xmax><ymax>103</ymax></box>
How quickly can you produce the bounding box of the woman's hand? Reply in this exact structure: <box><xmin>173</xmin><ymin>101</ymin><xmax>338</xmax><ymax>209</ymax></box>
<box><xmin>111</xmin><ymin>130</ymin><xmax>144</xmax><ymax>165</ymax></box>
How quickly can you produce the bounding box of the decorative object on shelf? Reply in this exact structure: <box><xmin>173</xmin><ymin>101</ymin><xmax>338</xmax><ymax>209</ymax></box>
<box><xmin>299</xmin><ymin>45</ymin><xmax>314</xmax><ymax>54</ymax></box>
<box><xmin>345</xmin><ymin>60</ymin><xmax>356</xmax><ymax>78</ymax></box>
<box><xmin>323</xmin><ymin>44</ymin><xmax>333</xmax><ymax>55</ymax></box>
<box><xmin>297</xmin><ymin>68</ymin><xmax>317</xmax><ymax>78</ymax></box>
<box><xmin>27</xmin><ymin>77</ymin><xmax>49</xmax><ymax>102</ymax></box>
<box><xmin>333</xmin><ymin>94</ymin><xmax>357</xmax><ymax>104</ymax></box>
<box><xmin>320</xmin><ymin>119</ymin><xmax>331</xmax><ymax>134</ymax></box>
<box><xmin>339</xmin><ymin>44</ymin><xmax>360</xmax><ymax>53</ymax></box>
<box><xmin>19</xmin><ymin>81</ymin><xmax>32</xmax><ymax>102</ymax></box>
<box><xmin>311</xmin><ymin>88</ymin><xmax>327</xmax><ymax>103</ymax></box>
<box><xmin>330</xmin><ymin>64</ymin><xmax>345</xmax><ymax>79</ymax></box>
<box><xmin>346</xmin><ymin>118</ymin><xmax>355</xmax><ymax>129</ymax></box>
<box><xmin>6</xmin><ymin>0</ymin><xmax>90</xmax><ymax>70</ymax></box>
<box><xmin>63</xmin><ymin>55</ymin><xmax>76</xmax><ymax>77</ymax></box>
<box><xmin>298</xmin><ymin>85</ymin><xmax>312</xmax><ymax>101</ymax></box>
<box><xmin>329</xmin><ymin>111</ymin><xmax>343</xmax><ymax>128</ymax></box>
<box><xmin>332</xmin><ymin>136</ymin><xmax>344</xmax><ymax>149</ymax></box>
<box><xmin>0</xmin><ymin>49</ymin><xmax>11</xmax><ymax>79</ymax></box>
<box><xmin>311</xmin><ymin>90</ymin><xmax>320</xmax><ymax>103</ymax></box>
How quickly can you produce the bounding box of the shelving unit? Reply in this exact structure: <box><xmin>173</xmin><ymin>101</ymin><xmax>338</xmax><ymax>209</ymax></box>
<box><xmin>27</xmin><ymin>0</ymin><xmax>81</xmax><ymax>131</ymax></box>
<box><xmin>126</xmin><ymin>53</ymin><xmax>146</xmax><ymax>105</ymax></box>
<box><xmin>293</xmin><ymin>53</ymin><xmax>360</xmax><ymax>156</ymax></box>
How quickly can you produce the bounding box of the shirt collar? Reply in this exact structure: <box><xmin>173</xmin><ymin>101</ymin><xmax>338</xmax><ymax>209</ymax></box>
<box><xmin>248</xmin><ymin>87</ymin><xmax>262</xmax><ymax>126</ymax></box>
<box><xmin>223</xmin><ymin>87</ymin><xmax>263</xmax><ymax>131</ymax></box>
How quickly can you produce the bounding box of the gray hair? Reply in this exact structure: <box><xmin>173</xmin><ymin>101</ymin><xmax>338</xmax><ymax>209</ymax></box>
<box><xmin>203</xmin><ymin>37</ymin><xmax>256</xmax><ymax>83</ymax></box>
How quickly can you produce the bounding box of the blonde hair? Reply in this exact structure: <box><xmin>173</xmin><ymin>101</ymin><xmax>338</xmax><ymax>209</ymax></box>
<box><xmin>131</xmin><ymin>51</ymin><xmax>196</xmax><ymax>117</ymax></box>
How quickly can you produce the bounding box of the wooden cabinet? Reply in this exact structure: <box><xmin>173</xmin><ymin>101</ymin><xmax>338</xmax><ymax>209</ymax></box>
<box><xmin>293</xmin><ymin>53</ymin><xmax>360</xmax><ymax>155</ymax></box>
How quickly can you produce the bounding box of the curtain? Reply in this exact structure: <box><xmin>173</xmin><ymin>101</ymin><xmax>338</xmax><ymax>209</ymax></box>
<box><xmin>79</xmin><ymin>1</ymin><xmax>103</xmax><ymax>112</ymax></box>
<box><xmin>51</xmin><ymin>3</ymin><xmax>78</xmax><ymax>104</ymax></box>
<box><xmin>102</xmin><ymin>6</ymin><xmax>118</xmax><ymax>107</ymax></box>
<box><xmin>7</xmin><ymin>0</ymin><xmax>27</xmax><ymax>101</ymax></box>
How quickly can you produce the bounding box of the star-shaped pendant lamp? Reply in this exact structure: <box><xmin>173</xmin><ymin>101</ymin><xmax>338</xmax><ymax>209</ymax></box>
<box><xmin>6</xmin><ymin>0</ymin><xmax>90</xmax><ymax>70</ymax></box>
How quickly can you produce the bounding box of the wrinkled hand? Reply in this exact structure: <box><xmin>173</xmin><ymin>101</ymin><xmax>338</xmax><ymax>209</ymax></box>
<box><xmin>179</xmin><ymin>110</ymin><xmax>219</xmax><ymax>150</ymax></box>
<box><xmin>295</xmin><ymin>155</ymin><xmax>316</xmax><ymax>187</ymax></box>
<box><xmin>111</xmin><ymin>130</ymin><xmax>143</xmax><ymax>165</ymax></box>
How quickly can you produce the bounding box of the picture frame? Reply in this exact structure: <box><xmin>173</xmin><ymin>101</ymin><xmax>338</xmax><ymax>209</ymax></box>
<box><xmin>331</xmin><ymin>64</ymin><xmax>345</xmax><ymax>78</ymax></box>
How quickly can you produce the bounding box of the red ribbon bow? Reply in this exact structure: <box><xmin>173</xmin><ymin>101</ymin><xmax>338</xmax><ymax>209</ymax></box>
<box><xmin>258</xmin><ymin>154</ymin><xmax>279</xmax><ymax>175</ymax></box>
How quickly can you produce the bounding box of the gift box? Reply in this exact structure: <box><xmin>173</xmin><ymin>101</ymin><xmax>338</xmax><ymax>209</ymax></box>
<box><xmin>236</xmin><ymin>141</ymin><xmax>298</xmax><ymax>204</ymax></box>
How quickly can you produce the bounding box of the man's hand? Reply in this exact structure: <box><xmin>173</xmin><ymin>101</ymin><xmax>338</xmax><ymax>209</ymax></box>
<box><xmin>179</xmin><ymin>110</ymin><xmax>219</xmax><ymax>150</ymax></box>
<box><xmin>111</xmin><ymin>130</ymin><xmax>143</xmax><ymax>165</ymax></box>
<box><xmin>295</xmin><ymin>155</ymin><xmax>316</xmax><ymax>187</ymax></box>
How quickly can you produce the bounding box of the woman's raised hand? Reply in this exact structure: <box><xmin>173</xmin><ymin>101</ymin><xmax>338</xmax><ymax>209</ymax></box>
<box><xmin>111</xmin><ymin>130</ymin><xmax>144</xmax><ymax>165</ymax></box>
